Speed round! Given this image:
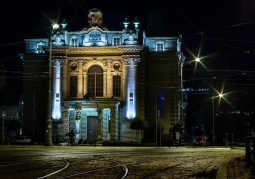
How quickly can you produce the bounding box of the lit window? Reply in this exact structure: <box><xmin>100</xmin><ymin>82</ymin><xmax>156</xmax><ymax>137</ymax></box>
<box><xmin>88</xmin><ymin>65</ymin><xmax>103</xmax><ymax>97</ymax></box>
<box><xmin>113</xmin><ymin>75</ymin><xmax>121</xmax><ymax>97</ymax></box>
<box><xmin>156</xmin><ymin>43</ymin><xmax>163</xmax><ymax>52</ymax></box>
<box><xmin>113</xmin><ymin>37</ymin><xmax>120</xmax><ymax>46</ymax></box>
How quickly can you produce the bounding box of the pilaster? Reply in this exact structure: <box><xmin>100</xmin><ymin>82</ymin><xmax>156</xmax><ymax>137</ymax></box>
<box><xmin>78</xmin><ymin>60</ymin><xmax>84</xmax><ymax>98</ymax></box>
<box><xmin>106</xmin><ymin>58</ymin><xmax>112</xmax><ymax>97</ymax></box>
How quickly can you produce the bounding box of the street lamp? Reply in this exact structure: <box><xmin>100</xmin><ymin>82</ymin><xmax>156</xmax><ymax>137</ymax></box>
<box><xmin>195</xmin><ymin>57</ymin><xmax>200</xmax><ymax>62</ymax></box>
<box><xmin>45</xmin><ymin>22</ymin><xmax>59</xmax><ymax>146</ymax></box>
<box><xmin>212</xmin><ymin>93</ymin><xmax>224</xmax><ymax>146</ymax></box>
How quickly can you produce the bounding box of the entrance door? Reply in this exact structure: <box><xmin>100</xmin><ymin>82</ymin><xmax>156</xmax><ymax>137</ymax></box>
<box><xmin>87</xmin><ymin>116</ymin><xmax>98</xmax><ymax>142</ymax></box>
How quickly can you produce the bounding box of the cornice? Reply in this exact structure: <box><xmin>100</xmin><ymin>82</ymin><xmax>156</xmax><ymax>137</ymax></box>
<box><xmin>44</xmin><ymin>45</ymin><xmax>143</xmax><ymax>53</ymax></box>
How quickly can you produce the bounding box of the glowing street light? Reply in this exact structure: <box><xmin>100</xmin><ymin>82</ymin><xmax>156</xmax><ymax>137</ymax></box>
<box><xmin>195</xmin><ymin>57</ymin><xmax>200</xmax><ymax>62</ymax></box>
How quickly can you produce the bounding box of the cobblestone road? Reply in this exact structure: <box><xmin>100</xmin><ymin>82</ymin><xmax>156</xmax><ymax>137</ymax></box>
<box><xmin>0</xmin><ymin>147</ymin><xmax>252</xmax><ymax>179</ymax></box>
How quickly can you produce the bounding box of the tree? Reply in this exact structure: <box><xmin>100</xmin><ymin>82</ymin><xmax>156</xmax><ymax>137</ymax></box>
<box><xmin>130</xmin><ymin>118</ymin><xmax>146</xmax><ymax>143</ymax></box>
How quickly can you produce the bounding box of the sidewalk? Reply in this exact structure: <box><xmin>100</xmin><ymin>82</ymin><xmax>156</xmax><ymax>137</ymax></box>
<box><xmin>216</xmin><ymin>155</ymin><xmax>253</xmax><ymax>179</ymax></box>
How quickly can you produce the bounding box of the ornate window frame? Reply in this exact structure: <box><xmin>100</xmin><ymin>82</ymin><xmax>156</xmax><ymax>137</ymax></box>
<box><xmin>156</xmin><ymin>42</ymin><xmax>164</xmax><ymax>52</ymax></box>
<box><xmin>70</xmin><ymin>35</ymin><xmax>78</xmax><ymax>47</ymax></box>
<box><xmin>112</xmin><ymin>35</ymin><xmax>121</xmax><ymax>46</ymax></box>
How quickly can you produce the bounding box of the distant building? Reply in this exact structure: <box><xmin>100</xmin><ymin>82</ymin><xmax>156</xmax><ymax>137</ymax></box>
<box><xmin>20</xmin><ymin>8</ymin><xmax>185</xmax><ymax>144</ymax></box>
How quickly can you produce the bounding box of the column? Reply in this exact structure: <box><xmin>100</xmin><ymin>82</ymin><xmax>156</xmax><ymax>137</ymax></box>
<box><xmin>122</xmin><ymin>58</ymin><xmax>130</xmax><ymax>119</ymax></box>
<box><xmin>106</xmin><ymin>58</ymin><xmax>112</xmax><ymax>97</ymax></box>
<box><xmin>52</xmin><ymin>59</ymin><xmax>66</xmax><ymax>120</ymax></box>
<box><xmin>132</xmin><ymin>58</ymin><xmax>140</xmax><ymax>119</ymax></box>
<box><xmin>110</xmin><ymin>107</ymin><xmax>117</xmax><ymax>143</ymax></box>
<box><xmin>77</xmin><ymin>60</ymin><xmax>84</xmax><ymax>98</ymax></box>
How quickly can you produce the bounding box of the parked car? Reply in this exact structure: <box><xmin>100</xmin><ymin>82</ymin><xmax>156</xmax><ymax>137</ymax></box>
<box><xmin>15</xmin><ymin>136</ymin><xmax>31</xmax><ymax>143</ymax></box>
<box><xmin>193</xmin><ymin>136</ymin><xmax>206</xmax><ymax>146</ymax></box>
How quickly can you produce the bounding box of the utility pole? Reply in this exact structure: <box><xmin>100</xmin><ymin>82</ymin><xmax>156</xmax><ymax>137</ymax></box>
<box><xmin>2</xmin><ymin>111</ymin><xmax>5</xmax><ymax>145</ymax></box>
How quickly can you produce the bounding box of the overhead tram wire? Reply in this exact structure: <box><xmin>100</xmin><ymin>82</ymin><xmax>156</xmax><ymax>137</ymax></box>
<box><xmin>68</xmin><ymin>0</ymin><xmax>86</xmax><ymax>25</ymax></box>
<box><xmin>169</xmin><ymin>6</ymin><xmax>255</xmax><ymax>56</ymax></box>
<box><xmin>185</xmin><ymin>21</ymin><xmax>255</xmax><ymax>38</ymax></box>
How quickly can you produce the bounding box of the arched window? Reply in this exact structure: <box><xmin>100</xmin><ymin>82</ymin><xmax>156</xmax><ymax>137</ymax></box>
<box><xmin>88</xmin><ymin>65</ymin><xmax>103</xmax><ymax>97</ymax></box>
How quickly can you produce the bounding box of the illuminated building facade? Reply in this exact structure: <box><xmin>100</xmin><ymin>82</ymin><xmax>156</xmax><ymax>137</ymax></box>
<box><xmin>20</xmin><ymin>8</ymin><xmax>185</xmax><ymax>144</ymax></box>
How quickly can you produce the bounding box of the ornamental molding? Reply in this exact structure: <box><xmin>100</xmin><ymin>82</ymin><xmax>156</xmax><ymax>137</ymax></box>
<box><xmin>45</xmin><ymin>46</ymin><xmax>143</xmax><ymax>54</ymax></box>
<box><xmin>118</xmin><ymin>45</ymin><xmax>143</xmax><ymax>51</ymax></box>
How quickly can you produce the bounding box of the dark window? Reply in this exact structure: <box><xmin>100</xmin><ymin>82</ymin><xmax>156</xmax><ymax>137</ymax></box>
<box><xmin>113</xmin><ymin>75</ymin><xmax>121</xmax><ymax>97</ymax></box>
<box><xmin>71</xmin><ymin>38</ymin><xmax>78</xmax><ymax>47</ymax></box>
<box><xmin>88</xmin><ymin>65</ymin><xmax>103</xmax><ymax>97</ymax></box>
<box><xmin>113</xmin><ymin>37</ymin><xmax>120</xmax><ymax>46</ymax></box>
<box><xmin>70</xmin><ymin>76</ymin><xmax>77</xmax><ymax>97</ymax></box>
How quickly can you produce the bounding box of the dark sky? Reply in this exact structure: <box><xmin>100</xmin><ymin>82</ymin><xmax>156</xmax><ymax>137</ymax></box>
<box><xmin>0</xmin><ymin>0</ymin><xmax>255</xmax><ymax>102</ymax></box>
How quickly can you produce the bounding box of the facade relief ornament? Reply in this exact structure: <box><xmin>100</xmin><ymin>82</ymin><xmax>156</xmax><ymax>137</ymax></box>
<box><xmin>68</xmin><ymin>61</ymin><xmax>78</xmax><ymax>72</ymax></box>
<box><xmin>122</xmin><ymin>58</ymin><xmax>131</xmax><ymax>65</ymax></box>
<box><xmin>51</xmin><ymin>58</ymin><xmax>67</xmax><ymax>66</ymax></box>
<box><xmin>75</xmin><ymin>103</ymin><xmax>82</xmax><ymax>120</ymax></box>
<box><xmin>102</xmin><ymin>59</ymin><xmax>107</xmax><ymax>66</ymax></box>
<box><xmin>132</xmin><ymin>58</ymin><xmax>140</xmax><ymax>66</ymax></box>
<box><xmin>123</xmin><ymin>30</ymin><xmax>138</xmax><ymax>45</ymax></box>
<box><xmin>52</xmin><ymin>31</ymin><xmax>65</xmax><ymax>46</ymax></box>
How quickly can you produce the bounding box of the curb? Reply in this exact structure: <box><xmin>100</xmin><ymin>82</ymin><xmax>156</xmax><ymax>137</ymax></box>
<box><xmin>216</xmin><ymin>155</ymin><xmax>244</xmax><ymax>179</ymax></box>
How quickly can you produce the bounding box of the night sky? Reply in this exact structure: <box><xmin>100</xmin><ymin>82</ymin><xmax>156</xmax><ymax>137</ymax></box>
<box><xmin>0</xmin><ymin>0</ymin><xmax>254</xmax><ymax>103</ymax></box>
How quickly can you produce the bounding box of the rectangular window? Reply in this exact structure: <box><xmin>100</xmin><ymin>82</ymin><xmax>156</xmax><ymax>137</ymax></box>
<box><xmin>71</xmin><ymin>38</ymin><xmax>78</xmax><ymax>47</ymax></box>
<box><xmin>157</xmin><ymin>43</ymin><xmax>163</xmax><ymax>52</ymax></box>
<box><xmin>113</xmin><ymin>37</ymin><xmax>120</xmax><ymax>46</ymax></box>
<box><xmin>96</xmin><ymin>74</ymin><xmax>103</xmax><ymax>96</ymax></box>
<box><xmin>70</xmin><ymin>76</ymin><xmax>77</xmax><ymax>97</ymax></box>
<box><xmin>113</xmin><ymin>76</ymin><xmax>121</xmax><ymax>97</ymax></box>
<box><xmin>88</xmin><ymin>74</ymin><xmax>95</xmax><ymax>96</ymax></box>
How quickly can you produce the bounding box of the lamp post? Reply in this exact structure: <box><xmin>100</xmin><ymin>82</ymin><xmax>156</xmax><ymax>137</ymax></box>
<box><xmin>179</xmin><ymin>53</ymin><xmax>185</xmax><ymax>145</ymax></box>
<box><xmin>45</xmin><ymin>22</ymin><xmax>59</xmax><ymax>146</ymax></box>
<box><xmin>212</xmin><ymin>93</ymin><xmax>215</xmax><ymax>146</ymax></box>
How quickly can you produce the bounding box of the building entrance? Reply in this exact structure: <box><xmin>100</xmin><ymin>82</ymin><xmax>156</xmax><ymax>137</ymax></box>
<box><xmin>87</xmin><ymin>116</ymin><xmax>98</xmax><ymax>142</ymax></box>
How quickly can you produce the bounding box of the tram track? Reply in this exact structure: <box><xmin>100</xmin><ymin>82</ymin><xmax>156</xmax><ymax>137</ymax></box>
<box><xmin>0</xmin><ymin>150</ymin><xmax>244</xmax><ymax>179</ymax></box>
